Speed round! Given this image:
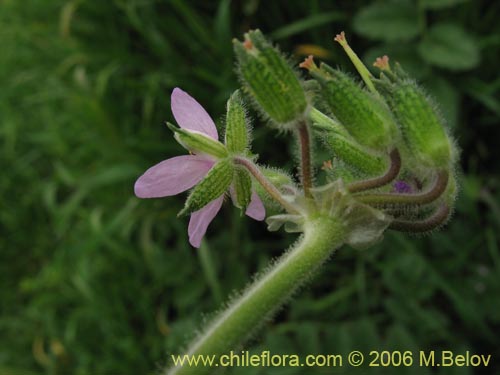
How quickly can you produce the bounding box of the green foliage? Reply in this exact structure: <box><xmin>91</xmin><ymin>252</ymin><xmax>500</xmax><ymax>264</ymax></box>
<box><xmin>353</xmin><ymin>1</ymin><xmax>420</xmax><ymax>42</ymax></box>
<box><xmin>417</xmin><ymin>23</ymin><xmax>480</xmax><ymax>71</ymax></box>
<box><xmin>1</xmin><ymin>0</ymin><xmax>499</xmax><ymax>374</ymax></box>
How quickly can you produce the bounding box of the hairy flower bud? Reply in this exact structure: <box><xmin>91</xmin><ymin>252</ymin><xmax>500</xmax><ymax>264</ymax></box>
<box><xmin>323</xmin><ymin>132</ymin><xmax>388</xmax><ymax>176</ymax></box>
<box><xmin>225</xmin><ymin>90</ymin><xmax>249</xmax><ymax>154</ymax></box>
<box><xmin>167</xmin><ymin>122</ymin><xmax>228</xmax><ymax>158</ymax></box>
<box><xmin>179</xmin><ymin>159</ymin><xmax>233</xmax><ymax>216</ymax></box>
<box><xmin>310</xmin><ymin>63</ymin><xmax>397</xmax><ymax>150</ymax></box>
<box><xmin>233</xmin><ymin>29</ymin><xmax>308</xmax><ymax>128</ymax></box>
<box><xmin>382</xmin><ymin>80</ymin><xmax>453</xmax><ymax>169</ymax></box>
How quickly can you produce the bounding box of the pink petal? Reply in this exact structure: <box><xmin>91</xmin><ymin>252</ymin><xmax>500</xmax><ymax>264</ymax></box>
<box><xmin>245</xmin><ymin>192</ymin><xmax>266</xmax><ymax>221</ymax></box>
<box><xmin>188</xmin><ymin>195</ymin><xmax>224</xmax><ymax>248</ymax></box>
<box><xmin>171</xmin><ymin>88</ymin><xmax>218</xmax><ymax>140</ymax></box>
<box><xmin>134</xmin><ymin>155</ymin><xmax>214</xmax><ymax>198</ymax></box>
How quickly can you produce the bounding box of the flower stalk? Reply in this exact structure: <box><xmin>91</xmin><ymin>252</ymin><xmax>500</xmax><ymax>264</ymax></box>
<box><xmin>233</xmin><ymin>156</ymin><xmax>299</xmax><ymax>214</ymax></box>
<box><xmin>166</xmin><ymin>216</ymin><xmax>346</xmax><ymax>375</ymax></box>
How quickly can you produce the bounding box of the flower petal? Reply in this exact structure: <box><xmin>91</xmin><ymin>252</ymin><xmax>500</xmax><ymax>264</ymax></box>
<box><xmin>245</xmin><ymin>192</ymin><xmax>266</xmax><ymax>221</ymax></box>
<box><xmin>171</xmin><ymin>88</ymin><xmax>218</xmax><ymax>140</ymax></box>
<box><xmin>188</xmin><ymin>195</ymin><xmax>224</xmax><ymax>248</ymax></box>
<box><xmin>134</xmin><ymin>155</ymin><xmax>214</xmax><ymax>198</ymax></box>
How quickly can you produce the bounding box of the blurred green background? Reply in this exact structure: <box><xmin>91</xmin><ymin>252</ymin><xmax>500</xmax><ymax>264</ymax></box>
<box><xmin>1</xmin><ymin>0</ymin><xmax>499</xmax><ymax>374</ymax></box>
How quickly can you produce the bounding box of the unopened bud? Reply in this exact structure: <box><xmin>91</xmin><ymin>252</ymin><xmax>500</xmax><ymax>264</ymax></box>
<box><xmin>233</xmin><ymin>29</ymin><xmax>308</xmax><ymax>127</ymax></box>
<box><xmin>323</xmin><ymin>132</ymin><xmax>388</xmax><ymax>176</ymax></box>
<box><xmin>383</xmin><ymin>80</ymin><xmax>453</xmax><ymax>169</ymax></box>
<box><xmin>311</xmin><ymin>63</ymin><xmax>397</xmax><ymax>150</ymax></box>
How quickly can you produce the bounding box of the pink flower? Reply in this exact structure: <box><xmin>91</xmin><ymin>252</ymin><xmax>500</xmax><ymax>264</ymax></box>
<box><xmin>135</xmin><ymin>88</ymin><xmax>265</xmax><ymax>247</ymax></box>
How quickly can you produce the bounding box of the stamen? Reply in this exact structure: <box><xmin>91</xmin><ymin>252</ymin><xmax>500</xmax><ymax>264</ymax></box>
<box><xmin>299</xmin><ymin>55</ymin><xmax>318</xmax><ymax>71</ymax></box>
<box><xmin>373</xmin><ymin>55</ymin><xmax>390</xmax><ymax>71</ymax></box>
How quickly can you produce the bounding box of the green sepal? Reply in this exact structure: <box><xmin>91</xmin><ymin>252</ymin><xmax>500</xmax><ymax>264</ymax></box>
<box><xmin>311</xmin><ymin>63</ymin><xmax>397</xmax><ymax>150</ymax></box>
<box><xmin>233</xmin><ymin>167</ymin><xmax>252</xmax><ymax>213</ymax></box>
<box><xmin>382</xmin><ymin>80</ymin><xmax>452</xmax><ymax>169</ymax></box>
<box><xmin>179</xmin><ymin>158</ymin><xmax>234</xmax><ymax>216</ymax></box>
<box><xmin>233</xmin><ymin>29</ymin><xmax>307</xmax><ymax>127</ymax></box>
<box><xmin>167</xmin><ymin>122</ymin><xmax>228</xmax><ymax>158</ymax></box>
<box><xmin>323</xmin><ymin>132</ymin><xmax>388</xmax><ymax>176</ymax></box>
<box><xmin>225</xmin><ymin>90</ymin><xmax>249</xmax><ymax>154</ymax></box>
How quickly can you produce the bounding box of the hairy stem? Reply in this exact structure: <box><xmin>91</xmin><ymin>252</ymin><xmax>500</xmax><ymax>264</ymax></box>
<box><xmin>166</xmin><ymin>217</ymin><xmax>345</xmax><ymax>375</ymax></box>
<box><xmin>356</xmin><ymin>170</ymin><xmax>449</xmax><ymax>206</ymax></box>
<box><xmin>348</xmin><ymin>148</ymin><xmax>401</xmax><ymax>193</ymax></box>
<box><xmin>297</xmin><ymin>120</ymin><xmax>314</xmax><ymax>198</ymax></box>
<box><xmin>233</xmin><ymin>157</ymin><xmax>299</xmax><ymax>214</ymax></box>
<box><xmin>389</xmin><ymin>204</ymin><xmax>450</xmax><ymax>232</ymax></box>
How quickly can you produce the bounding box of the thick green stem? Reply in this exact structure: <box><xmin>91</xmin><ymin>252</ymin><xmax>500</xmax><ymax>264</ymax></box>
<box><xmin>166</xmin><ymin>216</ymin><xmax>345</xmax><ymax>375</ymax></box>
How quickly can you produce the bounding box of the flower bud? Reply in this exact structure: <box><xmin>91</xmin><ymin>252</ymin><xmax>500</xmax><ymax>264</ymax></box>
<box><xmin>382</xmin><ymin>80</ymin><xmax>453</xmax><ymax>169</ymax></box>
<box><xmin>179</xmin><ymin>159</ymin><xmax>234</xmax><ymax>216</ymax></box>
<box><xmin>233</xmin><ymin>29</ymin><xmax>308</xmax><ymax>127</ymax></box>
<box><xmin>323</xmin><ymin>132</ymin><xmax>388</xmax><ymax>176</ymax></box>
<box><xmin>225</xmin><ymin>90</ymin><xmax>249</xmax><ymax>154</ymax></box>
<box><xmin>167</xmin><ymin>122</ymin><xmax>228</xmax><ymax>158</ymax></box>
<box><xmin>310</xmin><ymin>63</ymin><xmax>397</xmax><ymax>150</ymax></box>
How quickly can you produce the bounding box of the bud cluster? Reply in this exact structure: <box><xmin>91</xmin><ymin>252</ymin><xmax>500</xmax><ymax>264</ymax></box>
<box><xmin>233</xmin><ymin>30</ymin><xmax>458</xmax><ymax>234</ymax></box>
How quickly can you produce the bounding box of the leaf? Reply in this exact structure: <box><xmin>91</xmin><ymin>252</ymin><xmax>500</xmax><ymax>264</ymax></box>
<box><xmin>417</xmin><ymin>23</ymin><xmax>480</xmax><ymax>71</ymax></box>
<box><xmin>353</xmin><ymin>2</ymin><xmax>420</xmax><ymax>42</ymax></box>
<box><xmin>270</xmin><ymin>11</ymin><xmax>345</xmax><ymax>40</ymax></box>
<box><xmin>420</xmin><ymin>0</ymin><xmax>469</xmax><ymax>10</ymax></box>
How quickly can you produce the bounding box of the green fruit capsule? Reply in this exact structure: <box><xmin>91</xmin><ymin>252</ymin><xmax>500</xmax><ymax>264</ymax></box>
<box><xmin>225</xmin><ymin>90</ymin><xmax>249</xmax><ymax>154</ymax></box>
<box><xmin>385</xmin><ymin>80</ymin><xmax>452</xmax><ymax>169</ymax></box>
<box><xmin>179</xmin><ymin>159</ymin><xmax>233</xmax><ymax>216</ymax></box>
<box><xmin>323</xmin><ymin>132</ymin><xmax>388</xmax><ymax>176</ymax></box>
<box><xmin>233</xmin><ymin>29</ymin><xmax>308</xmax><ymax>127</ymax></box>
<box><xmin>311</xmin><ymin>63</ymin><xmax>397</xmax><ymax>150</ymax></box>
